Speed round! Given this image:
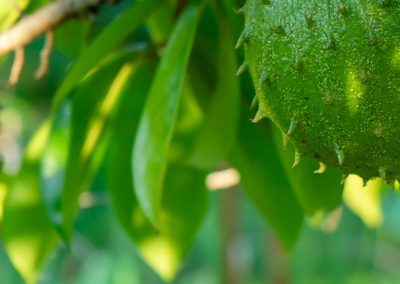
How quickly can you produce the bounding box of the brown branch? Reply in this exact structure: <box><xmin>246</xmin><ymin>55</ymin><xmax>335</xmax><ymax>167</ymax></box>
<box><xmin>35</xmin><ymin>30</ymin><xmax>54</xmax><ymax>79</ymax></box>
<box><xmin>0</xmin><ymin>0</ymin><xmax>110</xmax><ymax>57</ymax></box>
<box><xmin>8</xmin><ymin>48</ymin><xmax>24</xmax><ymax>86</ymax></box>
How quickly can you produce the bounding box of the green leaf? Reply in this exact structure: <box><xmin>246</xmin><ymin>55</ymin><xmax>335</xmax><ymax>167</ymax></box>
<box><xmin>40</xmin><ymin>103</ymin><xmax>71</xmax><ymax>236</ymax></box>
<box><xmin>38</xmin><ymin>56</ymin><xmax>129</xmax><ymax>242</ymax></box>
<box><xmin>38</xmin><ymin>3</ymin><xmax>159</xmax><ymax>231</ymax></box>
<box><xmin>2</xmin><ymin>122</ymin><xmax>58</xmax><ymax>284</ymax></box>
<box><xmin>55</xmin><ymin>20</ymin><xmax>90</xmax><ymax>58</ymax></box>
<box><xmin>272</xmin><ymin>127</ymin><xmax>343</xmax><ymax>215</ymax></box>
<box><xmin>344</xmin><ymin>175</ymin><xmax>384</xmax><ymax>228</ymax></box>
<box><xmin>168</xmin><ymin>83</ymin><xmax>204</xmax><ymax>163</ymax></box>
<box><xmin>60</xmin><ymin>59</ymin><xmax>141</xmax><ymax>240</ymax></box>
<box><xmin>108</xmin><ymin>160</ymin><xmax>207</xmax><ymax>281</ymax></box>
<box><xmin>146</xmin><ymin>0</ymin><xmax>175</xmax><ymax>43</ymax></box>
<box><xmin>0</xmin><ymin>173</ymin><xmax>12</xmax><ymax>230</ymax></box>
<box><xmin>52</xmin><ymin>0</ymin><xmax>160</xmax><ymax>109</ymax></box>
<box><xmin>107</xmin><ymin>60</ymin><xmax>208</xmax><ymax>281</ymax></box>
<box><xmin>229</xmin><ymin>115</ymin><xmax>303</xmax><ymax>249</ymax></box>
<box><xmin>133</xmin><ymin>5</ymin><xmax>200</xmax><ymax>225</ymax></box>
<box><xmin>0</xmin><ymin>0</ymin><xmax>30</xmax><ymax>31</ymax></box>
<box><xmin>152</xmin><ymin>164</ymin><xmax>208</xmax><ymax>279</ymax></box>
<box><xmin>106</xmin><ymin>63</ymin><xmax>154</xmax><ymax>237</ymax></box>
<box><xmin>188</xmin><ymin>12</ymin><xmax>240</xmax><ymax>169</ymax></box>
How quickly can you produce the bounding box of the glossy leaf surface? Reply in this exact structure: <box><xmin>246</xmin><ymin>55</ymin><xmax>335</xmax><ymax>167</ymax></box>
<box><xmin>133</xmin><ymin>5</ymin><xmax>200</xmax><ymax>225</ymax></box>
<box><xmin>107</xmin><ymin>62</ymin><xmax>208</xmax><ymax>280</ymax></box>
<box><xmin>189</xmin><ymin>12</ymin><xmax>240</xmax><ymax>169</ymax></box>
<box><xmin>61</xmin><ymin>59</ymin><xmax>140</xmax><ymax>239</ymax></box>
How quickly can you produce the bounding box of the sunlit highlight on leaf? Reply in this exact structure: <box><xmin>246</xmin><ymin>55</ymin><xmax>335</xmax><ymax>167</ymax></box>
<box><xmin>133</xmin><ymin>5</ymin><xmax>200</xmax><ymax>225</ymax></box>
<box><xmin>344</xmin><ymin>174</ymin><xmax>383</xmax><ymax>228</ymax></box>
<box><xmin>25</xmin><ymin>119</ymin><xmax>52</xmax><ymax>162</ymax></box>
<box><xmin>4</xmin><ymin>171</ymin><xmax>58</xmax><ymax>284</ymax></box>
<box><xmin>81</xmin><ymin>63</ymin><xmax>136</xmax><ymax>160</ymax></box>
<box><xmin>139</xmin><ymin>238</ymin><xmax>180</xmax><ymax>281</ymax></box>
<box><xmin>0</xmin><ymin>182</ymin><xmax>8</xmax><ymax>221</ymax></box>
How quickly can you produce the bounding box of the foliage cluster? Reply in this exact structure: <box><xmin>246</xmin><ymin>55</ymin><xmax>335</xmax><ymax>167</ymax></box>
<box><xmin>0</xmin><ymin>0</ymin><xmax>390</xmax><ymax>283</ymax></box>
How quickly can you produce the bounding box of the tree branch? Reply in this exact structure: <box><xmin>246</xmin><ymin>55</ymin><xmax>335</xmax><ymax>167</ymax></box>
<box><xmin>8</xmin><ymin>48</ymin><xmax>24</xmax><ymax>85</ymax></box>
<box><xmin>35</xmin><ymin>30</ymin><xmax>54</xmax><ymax>79</ymax></box>
<box><xmin>0</xmin><ymin>0</ymin><xmax>111</xmax><ymax>57</ymax></box>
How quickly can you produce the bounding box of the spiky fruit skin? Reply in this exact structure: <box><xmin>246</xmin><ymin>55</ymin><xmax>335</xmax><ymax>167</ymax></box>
<box><xmin>242</xmin><ymin>0</ymin><xmax>400</xmax><ymax>183</ymax></box>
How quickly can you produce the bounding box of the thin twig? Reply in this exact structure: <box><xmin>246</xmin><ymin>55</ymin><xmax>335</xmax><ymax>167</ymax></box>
<box><xmin>0</xmin><ymin>0</ymin><xmax>107</xmax><ymax>57</ymax></box>
<box><xmin>8</xmin><ymin>47</ymin><xmax>24</xmax><ymax>86</ymax></box>
<box><xmin>35</xmin><ymin>30</ymin><xmax>54</xmax><ymax>79</ymax></box>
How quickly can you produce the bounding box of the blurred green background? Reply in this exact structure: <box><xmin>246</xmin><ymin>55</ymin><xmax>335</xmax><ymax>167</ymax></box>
<box><xmin>2</xmin><ymin>183</ymin><xmax>400</xmax><ymax>284</ymax></box>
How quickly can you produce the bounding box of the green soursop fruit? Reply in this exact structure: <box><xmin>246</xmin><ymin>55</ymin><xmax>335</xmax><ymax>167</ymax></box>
<box><xmin>240</xmin><ymin>0</ymin><xmax>400</xmax><ymax>184</ymax></box>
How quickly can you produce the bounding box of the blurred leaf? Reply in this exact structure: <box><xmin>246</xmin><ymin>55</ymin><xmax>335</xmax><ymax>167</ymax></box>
<box><xmin>2</xmin><ymin>167</ymin><xmax>58</xmax><ymax>284</ymax></box>
<box><xmin>229</xmin><ymin>115</ymin><xmax>303</xmax><ymax>249</ymax></box>
<box><xmin>272</xmin><ymin>127</ymin><xmax>343</xmax><ymax>216</ymax></box>
<box><xmin>40</xmin><ymin>103</ymin><xmax>71</xmax><ymax>236</ymax></box>
<box><xmin>133</xmin><ymin>5</ymin><xmax>200</xmax><ymax>225</ymax></box>
<box><xmin>151</xmin><ymin>164</ymin><xmax>208</xmax><ymax>279</ymax></box>
<box><xmin>107</xmin><ymin>61</ymin><xmax>208</xmax><ymax>281</ymax></box>
<box><xmin>188</xmin><ymin>12</ymin><xmax>240</xmax><ymax>169</ymax></box>
<box><xmin>61</xmin><ymin>59</ymin><xmax>141</xmax><ymax>240</ymax></box>
<box><xmin>2</xmin><ymin>122</ymin><xmax>58</xmax><ymax>284</ymax></box>
<box><xmin>25</xmin><ymin>0</ymin><xmax>50</xmax><ymax>11</ymax></box>
<box><xmin>168</xmin><ymin>84</ymin><xmax>204</xmax><ymax>163</ymax></box>
<box><xmin>55</xmin><ymin>20</ymin><xmax>90</xmax><ymax>58</ymax></box>
<box><xmin>187</xmin><ymin>7</ymin><xmax>219</xmax><ymax>107</ymax></box>
<box><xmin>39</xmin><ymin>57</ymin><xmax>129</xmax><ymax>242</ymax></box>
<box><xmin>146</xmin><ymin>0</ymin><xmax>175</xmax><ymax>44</ymax></box>
<box><xmin>0</xmin><ymin>173</ymin><xmax>12</xmax><ymax>229</ymax></box>
<box><xmin>106</xmin><ymin>63</ymin><xmax>154</xmax><ymax>236</ymax></box>
<box><xmin>344</xmin><ymin>175</ymin><xmax>384</xmax><ymax>228</ymax></box>
<box><xmin>0</xmin><ymin>0</ymin><xmax>29</xmax><ymax>31</ymax></box>
<box><xmin>219</xmin><ymin>0</ymin><xmax>243</xmax><ymax>34</ymax></box>
<box><xmin>109</xmin><ymin>161</ymin><xmax>207</xmax><ymax>281</ymax></box>
<box><xmin>52</xmin><ymin>0</ymin><xmax>160</xmax><ymax>109</ymax></box>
